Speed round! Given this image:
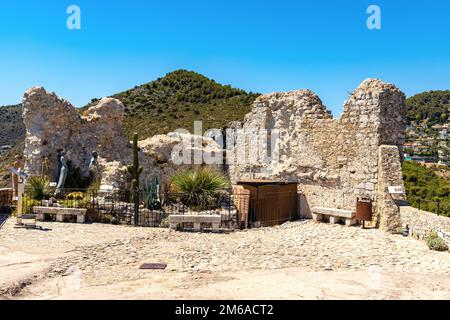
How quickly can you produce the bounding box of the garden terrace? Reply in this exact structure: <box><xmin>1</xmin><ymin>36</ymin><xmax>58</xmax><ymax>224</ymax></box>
<box><xmin>21</xmin><ymin>186</ymin><xmax>245</xmax><ymax>230</ymax></box>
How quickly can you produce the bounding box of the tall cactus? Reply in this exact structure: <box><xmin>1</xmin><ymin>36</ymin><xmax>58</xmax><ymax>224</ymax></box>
<box><xmin>127</xmin><ymin>133</ymin><xmax>143</xmax><ymax>196</ymax></box>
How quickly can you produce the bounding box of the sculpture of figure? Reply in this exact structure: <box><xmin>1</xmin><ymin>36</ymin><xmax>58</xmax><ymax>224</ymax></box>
<box><xmin>54</xmin><ymin>152</ymin><xmax>68</xmax><ymax>197</ymax></box>
<box><xmin>89</xmin><ymin>151</ymin><xmax>99</xmax><ymax>183</ymax></box>
<box><xmin>151</xmin><ymin>176</ymin><xmax>160</xmax><ymax>202</ymax></box>
<box><xmin>52</xmin><ymin>149</ymin><xmax>64</xmax><ymax>183</ymax></box>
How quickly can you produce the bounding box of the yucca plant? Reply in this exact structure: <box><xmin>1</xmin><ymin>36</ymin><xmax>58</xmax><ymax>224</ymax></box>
<box><xmin>170</xmin><ymin>168</ymin><xmax>230</xmax><ymax>210</ymax></box>
<box><xmin>142</xmin><ymin>177</ymin><xmax>161</xmax><ymax>210</ymax></box>
<box><xmin>27</xmin><ymin>176</ymin><xmax>52</xmax><ymax>200</ymax></box>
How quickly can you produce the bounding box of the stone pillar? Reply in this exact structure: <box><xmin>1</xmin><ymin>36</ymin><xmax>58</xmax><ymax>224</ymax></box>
<box><xmin>376</xmin><ymin>145</ymin><xmax>406</xmax><ymax>233</ymax></box>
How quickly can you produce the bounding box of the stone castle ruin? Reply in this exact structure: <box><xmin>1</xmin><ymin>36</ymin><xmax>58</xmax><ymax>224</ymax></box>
<box><xmin>229</xmin><ymin>79</ymin><xmax>407</xmax><ymax>232</ymax></box>
<box><xmin>22</xmin><ymin>87</ymin><xmax>222</xmax><ymax>190</ymax></box>
<box><xmin>21</xmin><ymin>79</ymin><xmax>407</xmax><ymax>233</ymax></box>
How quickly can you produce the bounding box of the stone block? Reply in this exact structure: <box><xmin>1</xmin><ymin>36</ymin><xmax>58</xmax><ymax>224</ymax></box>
<box><xmin>329</xmin><ymin>216</ymin><xmax>340</xmax><ymax>224</ymax></box>
<box><xmin>77</xmin><ymin>215</ymin><xmax>85</xmax><ymax>224</ymax></box>
<box><xmin>311</xmin><ymin>207</ymin><xmax>356</xmax><ymax>219</ymax></box>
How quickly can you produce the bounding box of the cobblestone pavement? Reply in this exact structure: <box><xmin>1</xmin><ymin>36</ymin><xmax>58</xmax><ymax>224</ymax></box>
<box><xmin>1</xmin><ymin>218</ymin><xmax>449</xmax><ymax>299</ymax></box>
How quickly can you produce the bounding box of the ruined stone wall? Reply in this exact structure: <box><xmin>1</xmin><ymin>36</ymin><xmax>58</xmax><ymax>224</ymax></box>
<box><xmin>377</xmin><ymin>145</ymin><xmax>406</xmax><ymax>233</ymax></box>
<box><xmin>21</xmin><ymin>80</ymin><xmax>408</xmax><ymax>231</ymax></box>
<box><xmin>22</xmin><ymin>87</ymin><xmax>132</xmax><ymax>184</ymax></box>
<box><xmin>229</xmin><ymin>79</ymin><xmax>407</xmax><ymax>218</ymax></box>
<box><xmin>400</xmin><ymin>206</ymin><xmax>450</xmax><ymax>241</ymax></box>
<box><xmin>22</xmin><ymin>87</ymin><xmax>221</xmax><ymax>189</ymax></box>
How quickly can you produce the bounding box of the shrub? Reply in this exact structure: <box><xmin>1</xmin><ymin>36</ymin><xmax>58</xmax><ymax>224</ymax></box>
<box><xmin>426</xmin><ymin>231</ymin><xmax>449</xmax><ymax>252</ymax></box>
<box><xmin>27</xmin><ymin>176</ymin><xmax>52</xmax><ymax>200</ymax></box>
<box><xmin>22</xmin><ymin>195</ymin><xmax>42</xmax><ymax>214</ymax></box>
<box><xmin>159</xmin><ymin>216</ymin><xmax>170</xmax><ymax>228</ymax></box>
<box><xmin>65</xmin><ymin>192</ymin><xmax>85</xmax><ymax>201</ymax></box>
<box><xmin>65</xmin><ymin>161</ymin><xmax>91</xmax><ymax>189</ymax></box>
<box><xmin>86</xmin><ymin>180</ymin><xmax>101</xmax><ymax>194</ymax></box>
<box><xmin>170</xmin><ymin>167</ymin><xmax>230</xmax><ymax>210</ymax></box>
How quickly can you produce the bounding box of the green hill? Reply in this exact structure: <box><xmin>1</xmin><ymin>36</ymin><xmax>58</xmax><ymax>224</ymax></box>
<box><xmin>0</xmin><ymin>104</ymin><xmax>25</xmax><ymax>146</ymax></box>
<box><xmin>84</xmin><ymin>70</ymin><xmax>260</xmax><ymax>139</ymax></box>
<box><xmin>406</xmin><ymin>90</ymin><xmax>450</xmax><ymax>125</ymax></box>
<box><xmin>0</xmin><ymin>70</ymin><xmax>259</xmax><ymax>187</ymax></box>
<box><xmin>403</xmin><ymin>161</ymin><xmax>450</xmax><ymax>216</ymax></box>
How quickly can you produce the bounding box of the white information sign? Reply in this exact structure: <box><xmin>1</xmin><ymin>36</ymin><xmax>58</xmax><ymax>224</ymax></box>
<box><xmin>388</xmin><ymin>186</ymin><xmax>404</xmax><ymax>194</ymax></box>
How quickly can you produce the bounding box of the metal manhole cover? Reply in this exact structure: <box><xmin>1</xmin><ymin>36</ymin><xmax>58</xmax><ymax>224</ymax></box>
<box><xmin>139</xmin><ymin>263</ymin><xmax>167</xmax><ymax>270</ymax></box>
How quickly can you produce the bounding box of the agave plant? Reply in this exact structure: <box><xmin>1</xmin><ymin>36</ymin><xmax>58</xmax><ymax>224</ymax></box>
<box><xmin>27</xmin><ymin>176</ymin><xmax>53</xmax><ymax>200</ymax></box>
<box><xmin>170</xmin><ymin>168</ymin><xmax>230</xmax><ymax>210</ymax></box>
<box><xmin>141</xmin><ymin>177</ymin><xmax>161</xmax><ymax>210</ymax></box>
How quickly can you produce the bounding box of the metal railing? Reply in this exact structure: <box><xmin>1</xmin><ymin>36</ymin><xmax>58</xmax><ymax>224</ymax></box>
<box><xmin>410</xmin><ymin>197</ymin><xmax>450</xmax><ymax>217</ymax></box>
<box><xmin>159</xmin><ymin>191</ymin><xmax>246</xmax><ymax>229</ymax></box>
<box><xmin>20</xmin><ymin>187</ymin><xmax>244</xmax><ymax>229</ymax></box>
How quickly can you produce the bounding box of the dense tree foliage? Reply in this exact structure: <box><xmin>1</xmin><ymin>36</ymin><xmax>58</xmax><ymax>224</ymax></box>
<box><xmin>403</xmin><ymin>161</ymin><xmax>450</xmax><ymax>216</ymax></box>
<box><xmin>83</xmin><ymin>70</ymin><xmax>260</xmax><ymax>139</ymax></box>
<box><xmin>406</xmin><ymin>90</ymin><xmax>450</xmax><ymax>124</ymax></box>
<box><xmin>0</xmin><ymin>104</ymin><xmax>24</xmax><ymax>146</ymax></box>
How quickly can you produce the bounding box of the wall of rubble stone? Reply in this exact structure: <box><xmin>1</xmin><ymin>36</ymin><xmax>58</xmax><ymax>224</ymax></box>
<box><xmin>376</xmin><ymin>145</ymin><xmax>406</xmax><ymax>233</ymax></box>
<box><xmin>21</xmin><ymin>80</ymin><xmax>408</xmax><ymax>232</ymax></box>
<box><xmin>400</xmin><ymin>206</ymin><xmax>450</xmax><ymax>242</ymax></box>
<box><xmin>22</xmin><ymin>87</ymin><xmax>221</xmax><ymax>190</ymax></box>
<box><xmin>22</xmin><ymin>87</ymin><xmax>135</xmax><ymax>189</ymax></box>
<box><xmin>229</xmin><ymin>79</ymin><xmax>407</xmax><ymax>222</ymax></box>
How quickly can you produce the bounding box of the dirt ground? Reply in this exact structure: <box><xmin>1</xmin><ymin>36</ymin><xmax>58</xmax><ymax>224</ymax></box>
<box><xmin>1</xmin><ymin>217</ymin><xmax>449</xmax><ymax>300</ymax></box>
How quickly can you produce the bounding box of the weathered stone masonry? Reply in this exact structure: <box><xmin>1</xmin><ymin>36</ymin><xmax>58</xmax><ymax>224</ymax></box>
<box><xmin>229</xmin><ymin>79</ymin><xmax>407</xmax><ymax>232</ymax></box>
<box><xmin>21</xmin><ymin>79</ymin><xmax>408</xmax><ymax>233</ymax></box>
<box><xmin>22</xmin><ymin>87</ymin><xmax>221</xmax><ymax>190</ymax></box>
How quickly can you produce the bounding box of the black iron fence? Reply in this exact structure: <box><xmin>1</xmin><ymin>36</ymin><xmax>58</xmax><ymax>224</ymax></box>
<box><xmin>21</xmin><ymin>187</ymin><xmax>245</xmax><ymax>229</ymax></box>
<box><xmin>21</xmin><ymin>185</ymin><xmax>304</xmax><ymax>229</ymax></box>
<box><xmin>22</xmin><ymin>187</ymin><xmax>133</xmax><ymax>224</ymax></box>
<box><xmin>410</xmin><ymin>197</ymin><xmax>450</xmax><ymax>217</ymax></box>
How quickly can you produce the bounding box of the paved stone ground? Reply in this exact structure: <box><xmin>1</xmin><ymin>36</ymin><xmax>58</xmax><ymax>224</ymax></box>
<box><xmin>1</xmin><ymin>218</ymin><xmax>449</xmax><ymax>299</ymax></box>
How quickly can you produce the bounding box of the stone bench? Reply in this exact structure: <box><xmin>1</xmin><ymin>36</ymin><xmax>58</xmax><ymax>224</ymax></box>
<box><xmin>311</xmin><ymin>207</ymin><xmax>356</xmax><ymax>227</ymax></box>
<box><xmin>33</xmin><ymin>207</ymin><xmax>87</xmax><ymax>224</ymax></box>
<box><xmin>169</xmin><ymin>215</ymin><xmax>222</xmax><ymax>231</ymax></box>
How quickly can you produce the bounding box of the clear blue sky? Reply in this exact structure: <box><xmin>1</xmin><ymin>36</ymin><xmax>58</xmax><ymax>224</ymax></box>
<box><xmin>0</xmin><ymin>0</ymin><xmax>449</xmax><ymax>116</ymax></box>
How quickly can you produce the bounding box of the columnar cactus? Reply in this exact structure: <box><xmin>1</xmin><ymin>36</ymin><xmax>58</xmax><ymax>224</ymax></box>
<box><xmin>127</xmin><ymin>133</ymin><xmax>143</xmax><ymax>196</ymax></box>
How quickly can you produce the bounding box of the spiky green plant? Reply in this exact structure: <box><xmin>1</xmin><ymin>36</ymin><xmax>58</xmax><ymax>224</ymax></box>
<box><xmin>27</xmin><ymin>176</ymin><xmax>52</xmax><ymax>200</ymax></box>
<box><xmin>170</xmin><ymin>168</ymin><xmax>230</xmax><ymax>210</ymax></box>
<box><xmin>142</xmin><ymin>178</ymin><xmax>161</xmax><ymax>210</ymax></box>
<box><xmin>127</xmin><ymin>133</ymin><xmax>143</xmax><ymax>198</ymax></box>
